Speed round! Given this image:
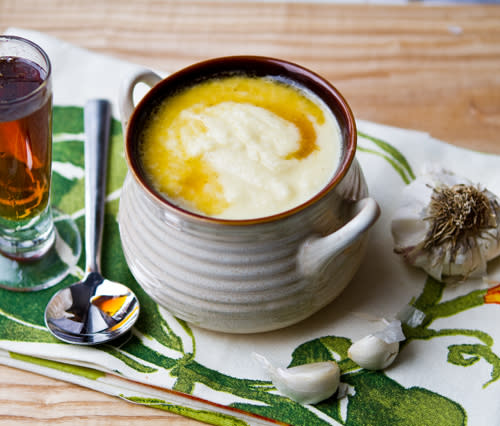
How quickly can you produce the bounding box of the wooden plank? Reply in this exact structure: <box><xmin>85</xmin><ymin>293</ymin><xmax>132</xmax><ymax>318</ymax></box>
<box><xmin>1</xmin><ymin>2</ymin><xmax>499</xmax><ymax>153</ymax></box>
<box><xmin>0</xmin><ymin>364</ymin><xmax>199</xmax><ymax>424</ymax></box>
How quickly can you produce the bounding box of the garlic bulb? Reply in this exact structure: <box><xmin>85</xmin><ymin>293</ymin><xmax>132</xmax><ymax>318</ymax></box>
<box><xmin>391</xmin><ymin>168</ymin><xmax>500</xmax><ymax>282</ymax></box>
<box><xmin>253</xmin><ymin>353</ymin><xmax>340</xmax><ymax>404</ymax></box>
<box><xmin>348</xmin><ymin>320</ymin><xmax>404</xmax><ymax>370</ymax></box>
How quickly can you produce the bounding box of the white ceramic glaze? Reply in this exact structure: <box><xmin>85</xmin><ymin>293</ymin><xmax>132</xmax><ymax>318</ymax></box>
<box><xmin>118</xmin><ymin>58</ymin><xmax>380</xmax><ymax>333</ymax></box>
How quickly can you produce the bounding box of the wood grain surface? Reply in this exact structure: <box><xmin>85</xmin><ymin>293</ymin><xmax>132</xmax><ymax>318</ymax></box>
<box><xmin>0</xmin><ymin>1</ymin><xmax>499</xmax><ymax>425</ymax></box>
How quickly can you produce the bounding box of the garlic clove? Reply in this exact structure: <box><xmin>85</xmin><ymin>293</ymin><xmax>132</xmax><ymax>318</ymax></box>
<box><xmin>348</xmin><ymin>320</ymin><xmax>404</xmax><ymax>370</ymax></box>
<box><xmin>253</xmin><ymin>353</ymin><xmax>340</xmax><ymax>405</ymax></box>
<box><xmin>348</xmin><ymin>335</ymin><xmax>399</xmax><ymax>370</ymax></box>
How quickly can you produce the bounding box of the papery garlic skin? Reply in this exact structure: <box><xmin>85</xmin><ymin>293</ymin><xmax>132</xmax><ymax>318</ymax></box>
<box><xmin>374</xmin><ymin>319</ymin><xmax>406</xmax><ymax>343</ymax></box>
<box><xmin>253</xmin><ymin>353</ymin><xmax>340</xmax><ymax>404</ymax></box>
<box><xmin>391</xmin><ymin>168</ymin><xmax>500</xmax><ymax>282</ymax></box>
<box><xmin>348</xmin><ymin>335</ymin><xmax>399</xmax><ymax>370</ymax></box>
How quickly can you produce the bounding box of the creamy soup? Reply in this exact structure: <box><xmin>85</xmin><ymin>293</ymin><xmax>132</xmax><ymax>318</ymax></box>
<box><xmin>139</xmin><ymin>75</ymin><xmax>342</xmax><ymax>219</ymax></box>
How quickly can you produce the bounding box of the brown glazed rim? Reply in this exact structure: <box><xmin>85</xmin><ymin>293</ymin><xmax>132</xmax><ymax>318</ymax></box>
<box><xmin>125</xmin><ymin>55</ymin><xmax>357</xmax><ymax>226</ymax></box>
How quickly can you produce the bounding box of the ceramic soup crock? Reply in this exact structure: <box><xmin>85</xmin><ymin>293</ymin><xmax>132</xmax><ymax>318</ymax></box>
<box><xmin>118</xmin><ymin>56</ymin><xmax>380</xmax><ymax>333</ymax></box>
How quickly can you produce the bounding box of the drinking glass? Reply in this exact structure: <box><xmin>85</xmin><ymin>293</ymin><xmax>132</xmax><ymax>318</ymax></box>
<box><xmin>0</xmin><ymin>35</ymin><xmax>81</xmax><ymax>291</ymax></box>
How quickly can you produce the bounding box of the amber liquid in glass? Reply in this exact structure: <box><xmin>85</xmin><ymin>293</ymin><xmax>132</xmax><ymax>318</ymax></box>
<box><xmin>0</xmin><ymin>56</ymin><xmax>52</xmax><ymax>222</ymax></box>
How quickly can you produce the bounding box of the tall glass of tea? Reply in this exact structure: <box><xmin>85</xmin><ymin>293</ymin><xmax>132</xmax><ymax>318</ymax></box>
<box><xmin>0</xmin><ymin>35</ymin><xmax>81</xmax><ymax>291</ymax></box>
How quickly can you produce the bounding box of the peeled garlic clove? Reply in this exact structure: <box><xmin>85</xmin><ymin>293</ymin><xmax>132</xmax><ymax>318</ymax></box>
<box><xmin>348</xmin><ymin>335</ymin><xmax>399</xmax><ymax>370</ymax></box>
<box><xmin>391</xmin><ymin>168</ymin><xmax>500</xmax><ymax>282</ymax></box>
<box><xmin>253</xmin><ymin>353</ymin><xmax>340</xmax><ymax>405</ymax></box>
<box><xmin>348</xmin><ymin>320</ymin><xmax>404</xmax><ymax>370</ymax></box>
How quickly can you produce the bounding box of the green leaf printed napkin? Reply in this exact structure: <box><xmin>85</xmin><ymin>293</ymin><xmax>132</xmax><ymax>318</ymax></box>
<box><xmin>1</xmin><ymin>28</ymin><xmax>499</xmax><ymax>426</ymax></box>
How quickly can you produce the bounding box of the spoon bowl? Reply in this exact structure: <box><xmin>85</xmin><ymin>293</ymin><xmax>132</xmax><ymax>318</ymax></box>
<box><xmin>45</xmin><ymin>273</ymin><xmax>139</xmax><ymax>344</ymax></box>
<box><xmin>45</xmin><ymin>99</ymin><xmax>139</xmax><ymax>345</ymax></box>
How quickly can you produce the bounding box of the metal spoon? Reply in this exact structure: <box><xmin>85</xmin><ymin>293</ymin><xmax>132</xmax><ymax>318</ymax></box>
<box><xmin>45</xmin><ymin>99</ymin><xmax>139</xmax><ymax>345</ymax></box>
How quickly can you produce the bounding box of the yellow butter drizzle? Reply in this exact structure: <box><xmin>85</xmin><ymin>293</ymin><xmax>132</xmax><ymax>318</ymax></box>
<box><xmin>140</xmin><ymin>76</ymin><xmax>325</xmax><ymax>216</ymax></box>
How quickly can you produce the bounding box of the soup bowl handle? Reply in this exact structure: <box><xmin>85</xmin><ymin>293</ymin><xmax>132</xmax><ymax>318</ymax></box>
<box><xmin>298</xmin><ymin>197</ymin><xmax>380</xmax><ymax>277</ymax></box>
<box><xmin>119</xmin><ymin>69</ymin><xmax>163</xmax><ymax>133</ymax></box>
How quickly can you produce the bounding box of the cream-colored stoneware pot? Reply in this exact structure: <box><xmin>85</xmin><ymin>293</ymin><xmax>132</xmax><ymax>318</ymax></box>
<box><xmin>118</xmin><ymin>57</ymin><xmax>380</xmax><ymax>333</ymax></box>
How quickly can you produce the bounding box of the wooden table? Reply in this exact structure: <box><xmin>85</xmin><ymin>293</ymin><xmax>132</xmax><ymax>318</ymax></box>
<box><xmin>1</xmin><ymin>1</ymin><xmax>499</xmax><ymax>424</ymax></box>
